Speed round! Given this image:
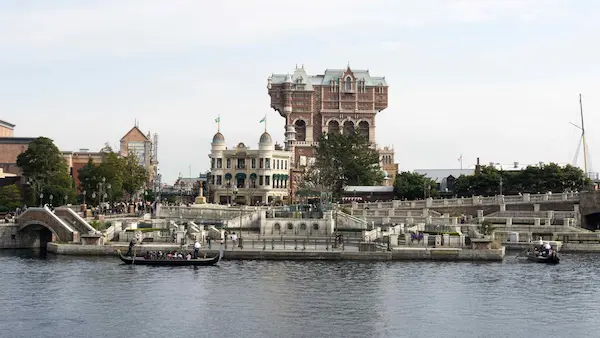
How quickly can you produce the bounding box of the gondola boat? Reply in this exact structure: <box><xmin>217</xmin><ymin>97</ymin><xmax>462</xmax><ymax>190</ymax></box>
<box><xmin>522</xmin><ymin>246</ymin><xmax>560</xmax><ymax>264</ymax></box>
<box><xmin>117</xmin><ymin>249</ymin><xmax>223</xmax><ymax>266</ymax></box>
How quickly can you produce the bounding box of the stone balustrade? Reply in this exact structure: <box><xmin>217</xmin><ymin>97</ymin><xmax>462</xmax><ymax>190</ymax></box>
<box><xmin>347</xmin><ymin>192</ymin><xmax>579</xmax><ymax>210</ymax></box>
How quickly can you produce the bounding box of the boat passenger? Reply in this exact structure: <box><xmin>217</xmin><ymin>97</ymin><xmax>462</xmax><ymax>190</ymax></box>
<box><xmin>543</xmin><ymin>242</ymin><xmax>552</xmax><ymax>256</ymax></box>
<box><xmin>186</xmin><ymin>253</ymin><xmax>191</xmax><ymax>260</ymax></box>
<box><xmin>194</xmin><ymin>240</ymin><xmax>201</xmax><ymax>259</ymax></box>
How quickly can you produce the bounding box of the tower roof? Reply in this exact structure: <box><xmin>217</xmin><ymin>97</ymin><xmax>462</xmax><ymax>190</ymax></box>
<box><xmin>212</xmin><ymin>132</ymin><xmax>225</xmax><ymax>143</ymax></box>
<box><xmin>259</xmin><ymin>132</ymin><xmax>272</xmax><ymax>144</ymax></box>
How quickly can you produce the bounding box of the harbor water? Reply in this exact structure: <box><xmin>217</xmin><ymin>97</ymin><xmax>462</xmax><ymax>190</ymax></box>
<box><xmin>0</xmin><ymin>250</ymin><xmax>599</xmax><ymax>338</ymax></box>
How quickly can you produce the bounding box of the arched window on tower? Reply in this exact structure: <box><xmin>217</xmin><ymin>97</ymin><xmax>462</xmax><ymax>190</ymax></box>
<box><xmin>358</xmin><ymin>121</ymin><xmax>369</xmax><ymax>139</ymax></box>
<box><xmin>294</xmin><ymin>120</ymin><xmax>306</xmax><ymax>141</ymax></box>
<box><xmin>345</xmin><ymin>77</ymin><xmax>352</xmax><ymax>92</ymax></box>
<box><xmin>328</xmin><ymin>120</ymin><xmax>340</xmax><ymax>134</ymax></box>
<box><xmin>343</xmin><ymin>121</ymin><xmax>355</xmax><ymax>135</ymax></box>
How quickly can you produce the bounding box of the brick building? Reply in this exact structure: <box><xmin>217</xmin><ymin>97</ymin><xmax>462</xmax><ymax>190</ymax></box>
<box><xmin>61</xmin><ymin>149</ymin><xmax>103</xmax><ymax>190</ymax></box>
<box><xmin>120</xmin><ymin>124</ymin><xmax>159</xmax><ymax>185</ymax></box>
<box><xmin>0</xmin><ymin>119</ymin><xmax>35</xmax><ymax>175</ymax></box>
<box><xmin>267</xmin><ymin>65</ymin><xmax>398</xmax><ymax>195</ymax></box>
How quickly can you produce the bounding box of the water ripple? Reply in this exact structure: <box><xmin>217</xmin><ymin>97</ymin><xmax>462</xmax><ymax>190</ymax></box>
<box><xmin>1</xmin><ymin>251</ymin><xmax>600</xmax><ymax>337</ymax></box>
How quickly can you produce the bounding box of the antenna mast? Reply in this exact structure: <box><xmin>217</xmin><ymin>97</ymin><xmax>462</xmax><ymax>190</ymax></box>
<box><xmin>580</xmin><ymin>94</ymin><xmax>588</xmax><ymax>176</ymax></box>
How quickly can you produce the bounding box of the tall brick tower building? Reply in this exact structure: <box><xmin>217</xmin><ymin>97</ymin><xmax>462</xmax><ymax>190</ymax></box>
<box><xmin>267</xmin><ymin>65</ymin><xmax>395</xmax><ymax>194</ymax></box>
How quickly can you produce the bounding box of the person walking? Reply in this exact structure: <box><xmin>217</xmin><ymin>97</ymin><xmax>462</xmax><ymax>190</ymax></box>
<box><xmin>193</xmin><ymin>240</ymin><xmax>201</xmax><ymax>259</ymax></box>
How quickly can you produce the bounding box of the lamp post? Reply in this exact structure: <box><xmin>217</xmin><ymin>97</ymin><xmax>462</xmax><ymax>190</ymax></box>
<box><xmin>233</xmin><ymin>186</ymin><xmax>243</xmax><ymax>247</ymax></box>
<box><xmin>64</xmin><ymin>195</ymin><xmax>68</xmax><ymax>206</ymax></box>
<box><xmin>49</xmin><ymin>194</ymin><xmax>53</xmax><ymax>207</ymax></box>
<box><xmin>82</xmin><ymin>190</ymin><xmax>86</xmax><ymax>205</ymax></box>
<box><xmin>39</xmin><ymin>193</ymin><xmax>43</xmax><ymax>207</ymax></box>
<box><xmin>205</xmin><ymin>170</ymin><xmax>212</xmax><ymax>203</ymax></box>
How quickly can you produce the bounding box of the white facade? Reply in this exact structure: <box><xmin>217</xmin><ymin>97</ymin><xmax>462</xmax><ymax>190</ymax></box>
<box><xmin>209</xmin><ymin>131</ymin><xmax>292</xmax><ymax>205</ymax></box>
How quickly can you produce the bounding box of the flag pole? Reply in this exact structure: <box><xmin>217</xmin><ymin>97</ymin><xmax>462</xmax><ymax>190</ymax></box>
<box><xmin>264</xmin><ymin>115</ymin><xmax>267</xmax><ymax>132</ymax></box>
<box><xmin>217</xmin><ymin>114</ymin><xmax>220</xmax><ymax>132</ymax></box>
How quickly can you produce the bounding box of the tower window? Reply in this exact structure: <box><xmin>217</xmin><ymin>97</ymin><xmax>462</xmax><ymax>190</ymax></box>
<box><xmin>345</xmin><ymin>77</ymin><xmax>352</xmax><ymax>92</ymax></box>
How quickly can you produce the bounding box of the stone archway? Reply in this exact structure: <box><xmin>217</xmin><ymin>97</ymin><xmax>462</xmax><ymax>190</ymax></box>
<box><xmin>18</xmin><ymin>222</ymin><xmax>58</xmax><ymax>249</ymax></box>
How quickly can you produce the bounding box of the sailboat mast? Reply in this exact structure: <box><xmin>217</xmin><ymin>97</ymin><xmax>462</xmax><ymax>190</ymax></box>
<box><xmin>580</xmin><ymin>93</ymin><xmax>588</xmax><ymax>177</ymax></box>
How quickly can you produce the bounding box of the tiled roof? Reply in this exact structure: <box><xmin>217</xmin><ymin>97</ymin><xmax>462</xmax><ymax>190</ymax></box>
<box><xmin>270</xmin><ymin>67</ymin><xmax>387</xmax><ymax>87</ymax></box>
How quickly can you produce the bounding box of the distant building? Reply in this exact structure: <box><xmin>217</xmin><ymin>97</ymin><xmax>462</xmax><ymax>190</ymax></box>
<box><xmin>61</xmin><ymin>149</ymin><xmax>103</xmax><ymax>189</ymax></box>
<box><xmin>119</xmin><ymin>123</ymin><xmax>159</xmax><ymax>187</ymax></box>
<box><xmin>208</xmin><ymin>130</ymin><xmax>292</xmax><ymax>205</ymax></box>
<box><xmin>379</xmin><ymin>146</ymin><xmax>398</xmax><ymax>186</ymax></box>
<box><xmin>414</xmin><ymin>169</ymin><xmax>475</xmax><ymax>193</ymax></box>
<box><xmin>0</xmin><ymin>120</ymin><xmax>15</xmax><ymax>137</ymax></box>
<box><xmin>342</xmin><ymin>186</ymin><xmax>394</xmax><ymax>202</ymax></box>
<box><xmin>267</xmin><ymin>65</ymin><xmax>398</xmax><ymax>195</ymax></box>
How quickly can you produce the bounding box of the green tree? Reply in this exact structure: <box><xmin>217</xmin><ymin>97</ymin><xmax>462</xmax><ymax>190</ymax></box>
<box><xmin>97</xmin><ymin>145</ymin><xmax>125</xmax><ymax>201</ymax></box>
<box><xmin>393</xmin><ymin>171</ymin><xmax>438</xmax><ymax>200</ymax></box>
<box><xmin>311</xmin><ymin>131</ymin><xmax>382</xmax><ymax>198</ymax></box>
<box><xmin>78</xmin><ymin>158</ymin><xmax>102</xmax><ymax>202</ymax></box>
<box><xmin>121</xmin><ymin>152</ymin><xmax>149</xmax><ymax>200</ymax></box>
<box><xmin>16</xmin><ymin>137</ymin><xmax>76</xmax><ymax>204</ymax></box>
<box><xmin>454</xmin><ymin>163</ymin><xmax>592</xmax><ymax>197</ymax></box>
<box><xmin>0</xmin><ymin>184</ymin><xmax>22</xmax><ymax>211</ymax></box>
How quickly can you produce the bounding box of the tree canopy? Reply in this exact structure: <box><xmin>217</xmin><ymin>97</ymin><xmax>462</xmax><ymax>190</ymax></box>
<box><xmin>307</xmin><ymin>131</ymin><xmax>382</xmax><ymax>198</ymax></box>
<box><xmin>16</xmin><ymin>137</ymin><xmax>76</xmax><ymax>204</ymax></box>
<box><xmin>0</xmin><ymin>184</ymin><xmax>22</xmax><ymax>211</ymax></box>
<box><xmin>78</xmin><ymin>145</ymin><xmax>148</xmax><ymax>203</ymax></box>
<box><xmin>393</xmin><ymin>171</ymin><xmax>438</xmax><ymax>200</ymax></box>
<box><xmin>453</xmin><ymin>163</ymin><xmax>592</xmax><ymax>197</ymax></box>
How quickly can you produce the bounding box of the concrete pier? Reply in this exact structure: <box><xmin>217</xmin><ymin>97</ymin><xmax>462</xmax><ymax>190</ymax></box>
<box><xmin>46</xmin><ymin>243</ymin><xmax>506</xmax><ymax>261</ymax></box>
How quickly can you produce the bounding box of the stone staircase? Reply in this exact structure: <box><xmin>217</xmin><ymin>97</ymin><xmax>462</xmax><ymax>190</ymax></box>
<box><xmin>54</xmin><ymin>207</ymin><xmax>97</xmax><ymax>235</ymax></box>
<box><xmin>335</xmin><ymin>211</ymin><xmax>368</xmax><ymax>230</ymax></box>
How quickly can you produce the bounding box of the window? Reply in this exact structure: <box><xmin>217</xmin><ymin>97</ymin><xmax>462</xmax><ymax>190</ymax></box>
<box><xmin>217</xmin><ymin>158</ymin><xmax>222</xmax><ymax>169</ymax></box>
<box><xmin>260</xmin><ymin>158</ymin><xmax>264</xmax><ymax>169</ymax></box>
<box><xmin>226</xmin><ymin>158</ymin><xmax>231</xmax><ymax>169</ymax></box>
<box><xmin>211</xmin><ymin>175</ymin><xmax>215</xmax><ymax>185</ymax></box>
<box><xmin>328</xmin><ymin>120</ymin><xmax>340</xmax><ymax>134</ymax></box>
<box><xmin>216</xmin><ymin>175</ymin><xmax>222</xmax><ymax>185</ymax></box>
<box><xmin>127</xmin><ymin>141</ymin><xmax>146</xmax><ymax>164</ymax></box>
<box><xmin>211</xmin><ymin>158</ymin><xmax>215</xmax><ymax>169</ymax></box>
<box><xmin>345</xmin><ymin>77</ymin><xmax>352</xmax><ymax>92</ymax></box>
<box><xmin>259</xmin><ymin>175</ymin><xmax>264</xmax><ymax>185</ymax></box>
<box><xmin>265</xmin><ymin>158</ymin><xmax>271</xmax><ymax>169</ymax></box>
<box><xmin>294</xmin><ymin>120</ymin><xmax>306</xmax><ymax>141</ymax></box>
<box><xmin>265</xmin><ymin>176</ymin><xmax>270</xmax><ymax>186</ymax></box>
<box><xmin>237</xmin><ymin>158</ymin><xmax>245</xmax><ymax>169</ymax></box>
<box><xmin>358</xmin><ymin>121</ymin><xmax>369</xmax><ymax>139</ymax></box>
<box><xmin>343</xmin><ymin>121</ymin><xmax>355</xmax><ymax>135</ymax></box>
<box><xmin>284</xmin><ymin>161</ymin><xmax>287</xmax><ymax>170</ymax></box>
<box><xmin>251</xmin><ymin>158</ymin><xmax>256</xmax><ymax>169</ymax></box>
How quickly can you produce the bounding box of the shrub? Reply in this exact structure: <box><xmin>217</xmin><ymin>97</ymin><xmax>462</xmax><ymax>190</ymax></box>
<box><xmin>478</xmin><ymin>220</ymin><xmax>494</xmax><ymax>235</ymax></box>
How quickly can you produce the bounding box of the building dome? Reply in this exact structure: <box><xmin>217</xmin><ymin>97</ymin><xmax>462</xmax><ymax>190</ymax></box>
<box><xmin>212</xmin><ymin>132</ymin><xmax>225</xmax><ymax>143</ymax></box>
<box><xmin>259</xmin><ymin>132</ymin><xmax>272</xmax><ymax>144</ymax></box>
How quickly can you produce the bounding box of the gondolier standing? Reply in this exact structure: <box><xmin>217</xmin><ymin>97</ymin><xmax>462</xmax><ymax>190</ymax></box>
<box><xmin>194</xmin><ymin>240</ymin><xmax>201</xmax><ymax>259</ymax></box>
<box><xmin>126</xmin><ymin>239</ymin><xmax>135</xmax><ymax>257</ymax></box>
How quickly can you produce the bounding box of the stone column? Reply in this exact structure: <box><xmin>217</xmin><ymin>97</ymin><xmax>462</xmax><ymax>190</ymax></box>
<box><xmin>426</xmin><ymin>216</ymin><xmax>432</xmax><ymax>225</ymax></box>
<box><xmin>500</xmin><ymin>204</ymin><xmax>506</xmax><ymax>212</ymax></box>
<box><xmin>562</xmin><ymin>192</ymin><xmax>568</xmax><ymax>201</ymax></box>
<box><xmin>422</xmin><ymin>208</ymin><xmax>429</xmax><ymax>217</ymax></box>
<box><xmin>564</xmin><ymin>218</ymin><xmax>571</xmax><ymax>227</ymax></box>
<box><xmin>410</xmin><ymin>201</ymin><xmax>416</xmax><ymax>208</ymax></box>
<box><xmin>392</xmin><ymin>200</ymin><xmax>400</xmax><ymax>208</ymax></box>
<box><xmin>389</xmin><ymin>234</ymin><xmax>398</xmax><ymax>248</ymax></box>
<box><xmin>506</xmin><ymin>218</ymin><xmax>512</xmax><ymax>226</ymax></box>
<box><xmin>534</xmin><ymin>218</ymin><xmax>541</xmax><ymax>226</ymax></box>
<box><xmin>426</xmin><ymin>198</ymin><xmax>433</xmax><ymax>208</ymax></box>
<box><xmin>459</xmin><ymin>235</ymin><xmax>466</xmax><ymax>247</ymax></box>
<box><xmin>523</xmin><ymin>193</ymin><xmax>531</xmax><ymax>202</ymax></box>
<box><xmin>388</xmin><ymin>209</ymin><xmax>394</xmax><ymax>216</ymax></box>
<box><xmin>534</xmin><ymin>204</ymin><xmax>540</xmax><ymax>212</ymax></box>
<box><xmin>574</xmin><ymin>204</ymin><xmax>579</xmax><ymax>213</ymax></box>
<box><xmin>547</xmin><ymin>210</ymin><xmax>554</xmax><ymax>219</ymax></box>
<box><xmin>442</xmin><ymin>234</ymin><xmax>450</xmax><ymax>247</ymax></box>
<box><xmin>477</xmin><ymin>210</ymin><xmax>484</xmax><ymax>220</ymax></box>
<box><xmin>544</xmin><ymin>218</ymin><xmax>551</xmax><ymax>226</ymax></box>
<box><xmin>423</xmin><ymin>234</ymin><xmax>429</xmax><ymax>247</ymax></box>
<box><xmin>434</xmin><ymin>235</ymin><xmax>442</xmax><ymax>247</ymax></box>
<box><xmin>451</xmin><ymin>217</ymin><xmax>458</xmax><ymax>225</ymax></box>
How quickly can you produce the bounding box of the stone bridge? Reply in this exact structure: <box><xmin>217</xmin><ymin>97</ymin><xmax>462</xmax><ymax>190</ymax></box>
<box><xmin>16</xmin><ymin>207</ymin><xmax>97</xmax><ymax>242</ymax></box>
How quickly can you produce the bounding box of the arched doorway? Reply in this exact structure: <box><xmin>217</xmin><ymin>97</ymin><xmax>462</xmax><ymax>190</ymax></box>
<box><xmin>358</xmin><ymin>121</ymin><xmax>369</xmax><ymax>139</ymax></box>
<box><xmin>328</xmin><ymin>121</ymin><xmax>340</xmax><ymax>134</ymax></box>
<box><xmin>343</xmin><ymin>121</ymin><xmax>355</xmax><ymax>135</ymax></box>
<box><xmin>584</xmin><ymin>212</ymin><xmax>600</xmax><ymax>230</ymax></box>
<box><xmin>294</xmin><ymin>120</ymin><xmax>306</xmax><ymax>141</ymax></box>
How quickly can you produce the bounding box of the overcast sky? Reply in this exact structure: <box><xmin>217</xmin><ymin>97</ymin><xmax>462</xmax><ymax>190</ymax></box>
<box><xmin>1</xmin><ymin>0</ymin><xmax>599</xmax><ymax>184</ymax></box>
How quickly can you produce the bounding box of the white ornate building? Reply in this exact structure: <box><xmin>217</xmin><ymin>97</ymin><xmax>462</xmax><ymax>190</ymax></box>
<box><xmin>209</xmin><ymin>131</ymin><xmax>292</xmax><ymax>205</ymax></box>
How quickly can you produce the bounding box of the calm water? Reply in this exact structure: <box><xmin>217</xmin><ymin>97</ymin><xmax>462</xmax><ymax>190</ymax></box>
<box><xmin>0</xmin><ymin>251</ymin><xmax>599</xmax><ymax>338</ymax></box>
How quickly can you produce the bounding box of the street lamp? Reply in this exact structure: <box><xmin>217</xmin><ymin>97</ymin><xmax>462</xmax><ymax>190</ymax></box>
<box><xmin>64</xmin><ymin>195</ymin><xmax>68</xmax><ymax>206</ymax></box>
<box><xmin>49</xmin><ymin>195</ymin><xmax>53</xmax><ymax>206</ymax></box>
<box><xmin>232</xmin><ymin>186</ymin><xmax>243</xmax><ymax>247</ymax></box>
<box><xmin>82</xmin><ymin>190</ymin><xmax>86</xmax><ymax>205</ymax></box>
<box><xmin>39</xmin><ymin>193</ymin><xmax>43</xmax><ymax>207</ymax></box>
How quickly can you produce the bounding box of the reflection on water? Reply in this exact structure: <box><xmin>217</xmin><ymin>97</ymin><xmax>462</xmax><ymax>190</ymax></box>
<box><xmin>0</xmin><ymin>252</ymin><xmax>599</xmax><ymax>338</ymax></box>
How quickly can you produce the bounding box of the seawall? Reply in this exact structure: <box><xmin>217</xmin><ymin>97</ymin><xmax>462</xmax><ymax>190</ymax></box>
<box><xmin>46</xmin><ymin>243</ymin><xmax>506</xmax><ymax>262</ymax></box>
